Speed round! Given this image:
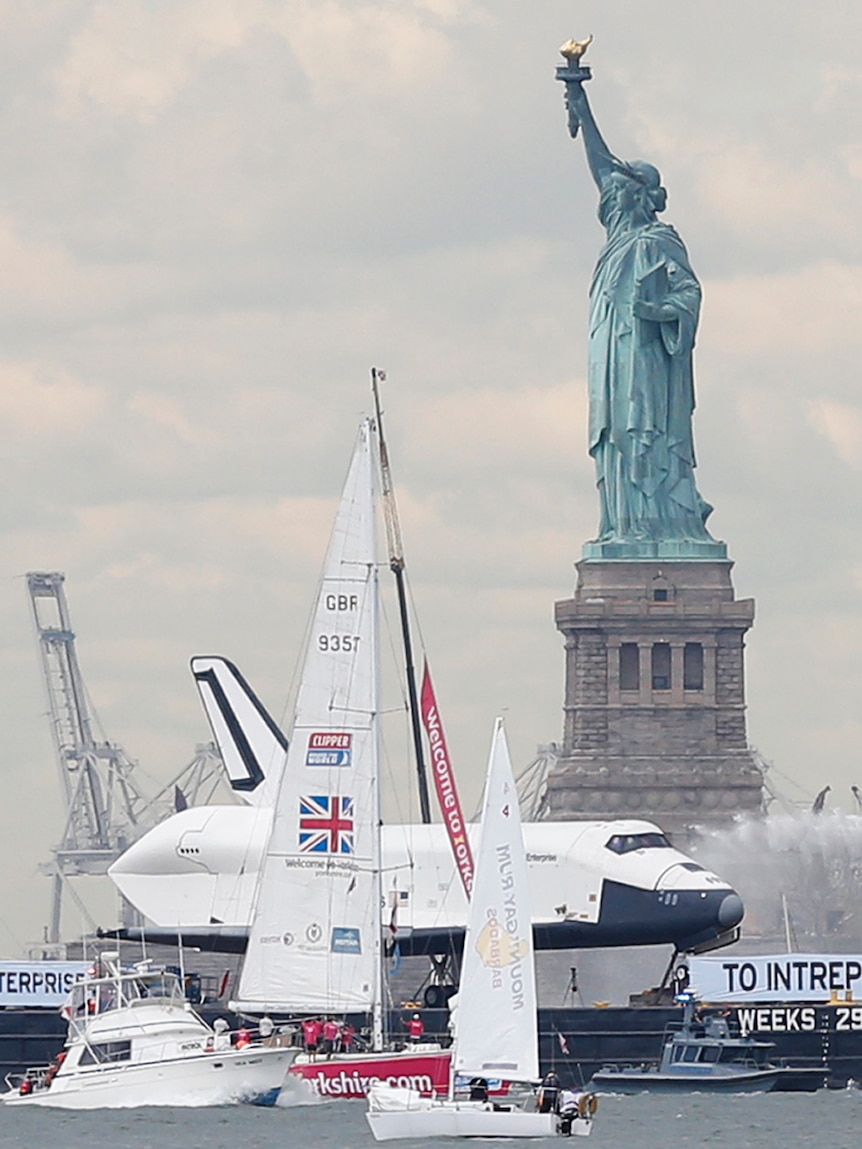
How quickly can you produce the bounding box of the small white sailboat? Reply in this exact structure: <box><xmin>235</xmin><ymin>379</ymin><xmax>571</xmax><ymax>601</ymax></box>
<box><xmin>2</xmin><ymin>952</ymin><xmax>296</xmax><ymax>1109</ymax></box>
<box><xmin>366</xmin><ymin>720</ymin><xmax>595</xmax><ymax>1139</ymax></box>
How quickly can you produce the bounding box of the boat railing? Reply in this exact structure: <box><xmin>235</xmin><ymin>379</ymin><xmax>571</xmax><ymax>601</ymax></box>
<box><xmin>663</xmin><ymin>1021</ymin><xmax>739</xmax><ymax>1042</ymax></box>
<box><xmin>5</xmin><ymin>1066</ymin><xmax>51</xmax><ymax>1093</ymax></box>
<box><xmin>596</xmin><ymin>1062</ymin><xmax>655</xmax><ymax>1074</ymax></box>
<box><xmin>66</xmin><ymin>970</ymin><xmax>186</xmax><ymax>1021</ymax></box>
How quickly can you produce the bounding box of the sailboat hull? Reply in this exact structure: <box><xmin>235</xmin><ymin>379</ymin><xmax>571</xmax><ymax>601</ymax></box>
<box><xmin>290</xmin><ymin>1048</ymin><xmax>452</xmax><ymax>1099</ymax></box>
<box><xmin>366</xmin><ymin>1089</ymin><xmax>592</xmax><ymax>1140</ymax></box>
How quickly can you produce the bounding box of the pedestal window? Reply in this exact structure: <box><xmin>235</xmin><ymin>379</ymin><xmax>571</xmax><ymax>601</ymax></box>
<box><xmin>651</xmin><ymin>643</ymin><xmax>671</xmax><ymax>690</ymax></box>
<box><xmin>684</xmin><ymin>642</ymin><xmax>704</xmax><ymax>691</ymax></box>
<box><xmin>619</xmin><ymin>643</ymin><xmax>640</xmax><ymax>691</ymax></box>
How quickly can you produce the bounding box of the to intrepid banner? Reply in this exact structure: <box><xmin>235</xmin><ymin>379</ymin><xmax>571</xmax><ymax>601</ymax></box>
<box><xmin>688</xmin><ymin>953</ymin><xmax>862</xmax><ymax>1003</ymax></box>
<box><xmin>420</xmin><ymin>661</ymin><xmax>474</xmax><ymax>897</ymax></box>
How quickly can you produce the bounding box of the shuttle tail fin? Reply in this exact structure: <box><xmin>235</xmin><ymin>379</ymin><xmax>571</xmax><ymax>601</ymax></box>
<box><xmin>191</xmin><ymin>656</ymin><xmax>287</xmax><ymax>806</ymax></box>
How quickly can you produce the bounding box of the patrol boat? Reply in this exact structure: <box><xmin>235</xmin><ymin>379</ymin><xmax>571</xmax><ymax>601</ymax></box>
<box><xmin>589</xmin><ymin>993</ymin><xmax>827</xmax><ymax>1094</ymax></box>
<box><xmin>2</xmin><ymin>952</ymin><xmax>296</xmax><ymax>1108</ymax></box>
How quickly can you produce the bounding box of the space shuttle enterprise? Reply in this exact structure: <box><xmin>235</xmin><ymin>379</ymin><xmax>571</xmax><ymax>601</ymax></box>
<box><xmin>108</xmin><ymin>657</ymin><xmax>744</xmax><ymax>957</ymax></box>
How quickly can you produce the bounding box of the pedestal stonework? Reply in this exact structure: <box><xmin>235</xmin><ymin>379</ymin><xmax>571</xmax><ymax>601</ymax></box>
<box><xmin>546</xmin><ymin>560</ymin><xmax>764</xmax><ymax>838</ymax></box>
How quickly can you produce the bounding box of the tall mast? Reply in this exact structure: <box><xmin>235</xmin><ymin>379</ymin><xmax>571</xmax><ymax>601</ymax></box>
<box><xmin>370</xmin><ymin>560</ymin><xmax>385</xmax><ymax>1051</ymax></box>
<box><xmin>370</xmin><ymin>368</ymin><xmax>432</xmax><ymax>824</ymax></box>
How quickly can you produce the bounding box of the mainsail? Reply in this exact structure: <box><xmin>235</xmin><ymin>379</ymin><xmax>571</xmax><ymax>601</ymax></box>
<box><xmin>232</xmin><ymin>419</ymin><xmax>381</xmax><ymax>1015</ymax></box>
<box><xmin>452</xmin><ymin>719</ymin><xmax>538</xmax><ymax>1082</ymax></box>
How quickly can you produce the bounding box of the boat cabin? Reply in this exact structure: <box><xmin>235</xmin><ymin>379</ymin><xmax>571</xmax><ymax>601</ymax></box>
<box><xmin>659</xmin><ymin>1000</ymin><xmax>773</xmax><ymax>1075</ymax></box>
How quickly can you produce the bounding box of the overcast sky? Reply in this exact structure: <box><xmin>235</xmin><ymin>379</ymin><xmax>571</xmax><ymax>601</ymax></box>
<box><xmin>0</xmin><ymin>1</ymin><xmax>860</xmax><ymax>951</ymax></box>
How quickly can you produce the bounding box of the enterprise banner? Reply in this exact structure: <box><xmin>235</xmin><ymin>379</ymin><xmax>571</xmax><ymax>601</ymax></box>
<box><xmin>688</xmin><ymin>953</ymin><xmax>862</xmax><ymax>1003</ymax></box>
<box><xmin>0</xmin><ymin>962</ymin><xmax>88</xmax><ymax>1008</ymax></box>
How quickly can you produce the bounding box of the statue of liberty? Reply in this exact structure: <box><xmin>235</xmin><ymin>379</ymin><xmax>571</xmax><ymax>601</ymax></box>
<box><xmin>557</xmin><ymin>41</ymin><xmax>724</xmax><ymax>559</ymax></box>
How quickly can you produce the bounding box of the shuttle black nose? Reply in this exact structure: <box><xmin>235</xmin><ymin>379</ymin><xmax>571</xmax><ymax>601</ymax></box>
<box><xmin>717</xmin><ymin>892</ymin><xmax>744</xmax><ymax>929</ymax></box>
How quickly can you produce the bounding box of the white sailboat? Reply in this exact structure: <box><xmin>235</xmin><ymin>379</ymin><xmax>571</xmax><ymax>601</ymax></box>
<box><xmin>230</xmin><ymin>417</ymin><xmax>450</xmax><ymax>1097</ymax></box>
<box><xmin>366</xmin><ymin>720</ymin><xmax>594</xmax><ymax>1139</ymax></box>
<box><xmin>231</xmin><ymin>416</ymin><xmax>383</xmax><ymax>1024</ymax></box>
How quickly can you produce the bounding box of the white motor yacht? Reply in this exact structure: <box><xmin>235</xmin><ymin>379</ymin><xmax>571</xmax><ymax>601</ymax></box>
<box><xmin>2</xmin><ymin>952</ymin><xmax>297</xmax><ymax>1109</ymax></box>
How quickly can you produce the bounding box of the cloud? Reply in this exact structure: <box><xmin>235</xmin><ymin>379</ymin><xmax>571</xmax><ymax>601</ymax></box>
<box><xmin>693</xmin><ymin>146</ymin><xmax>856</xmax><ymax>249</ymax></box>
<box><xmin>808</xmin><ymin>399</ymin><xmax>862</xmax><ymax>470</ymax></box>
<box><xmin>0</xmin><ymin>216</ymin><xmax>164</xmax><ymax>321</ymax></box>
<box><xmin>0</xmin><ymin>361</ymin><xmax>109</xmax><ymax>441</ymax></box>
<box><xmin>704</xmin><ymin>262</ymin><xmax>862</xmax><ymax>361</ymax></box>
<box><xmin>54</xmin><ymin>1</ymin><xmax>262</xmax><ymax>121</ymax></box>
<box><xmin>53</xmin><ymin>0</ymin><xmax>481</xmax><ymax>123</ymax></box>
<box><xmin>406</xmin><ymin>381</ymin><xmax>589</xmax><ymax>475</ymax></box>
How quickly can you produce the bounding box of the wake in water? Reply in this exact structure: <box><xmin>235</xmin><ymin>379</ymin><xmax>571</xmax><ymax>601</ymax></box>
<box><xmin>276</xmin><ymin>1075</ymin><xmax>322</xmax><ymax>1108</ymax></box>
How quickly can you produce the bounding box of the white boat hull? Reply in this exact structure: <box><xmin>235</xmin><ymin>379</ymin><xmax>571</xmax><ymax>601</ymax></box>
<box><xmin>3</xmin><ymin>1046</ymin><xmax>296</xmax><ymax>1109</ymax></box>
<box><xmin>365</xmin><ymin>1086</ymin><xmax>592</xmax><ymax>1140</ymax></box>
<box><xmin>367</xmin><ymin>1101</ymin><xmax>591</xmax><ymax>1140</ymax></box>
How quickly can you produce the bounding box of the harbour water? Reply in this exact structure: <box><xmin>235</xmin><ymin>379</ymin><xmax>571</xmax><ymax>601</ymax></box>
<box><xmin>0</xmin><ymin>1091</ymin><xmax>858</xmax><ymax>1149</ymax></box>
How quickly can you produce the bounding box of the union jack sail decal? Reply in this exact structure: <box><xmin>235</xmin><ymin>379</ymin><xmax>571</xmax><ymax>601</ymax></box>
<box><xmin>299</xmin><ymin>794</ymin><xmax>354</xmax><ymax>854</ymax></box>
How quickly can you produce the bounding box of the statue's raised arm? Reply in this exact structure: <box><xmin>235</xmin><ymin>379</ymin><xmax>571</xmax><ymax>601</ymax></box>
<box><xmin>555</xmin><ymin>39</ymin><xmax>725</xmax><ymax>560</ymax></box>
<box><xmin>560</xmin><ymin>70</ymin><xmax>617</xmax><ymax>190</ymax></box>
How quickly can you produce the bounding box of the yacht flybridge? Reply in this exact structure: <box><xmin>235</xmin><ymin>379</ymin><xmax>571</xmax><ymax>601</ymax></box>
<box><xmin>2</xmin><ymin>953</ymin><xmax>296</xmax><ymax>1109</ymax></box>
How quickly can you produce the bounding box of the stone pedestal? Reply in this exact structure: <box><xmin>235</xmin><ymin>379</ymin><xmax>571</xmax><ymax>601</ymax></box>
<box><xmin>546</xmin><ymin>560</ymin><xmax>764</xmax><ymax>839</ymax></box>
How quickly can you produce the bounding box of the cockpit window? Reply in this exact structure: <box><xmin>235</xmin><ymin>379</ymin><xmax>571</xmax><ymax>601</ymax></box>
<box><xmin>679</xmin><ymin>862</ymin><xmax>704</xmax><ymax>872</ymax></box>
<box><xmin>605</xmin><ymin>832</ymin><xmax>672</xmax><ymax>855</ymax></box>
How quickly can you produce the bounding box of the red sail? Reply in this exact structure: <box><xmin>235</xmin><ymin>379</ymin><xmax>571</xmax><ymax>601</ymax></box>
<box><xmin>420</xmin><ymin>661</ymin><xmax>474</xmax><ymax>897</ymax></box>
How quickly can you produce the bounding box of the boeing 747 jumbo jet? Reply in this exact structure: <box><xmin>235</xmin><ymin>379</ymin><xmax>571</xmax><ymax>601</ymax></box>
<box><xmin>108</xmin><ymin>658</ymin><xmax>743</xmax><ymax>957</ymax></box>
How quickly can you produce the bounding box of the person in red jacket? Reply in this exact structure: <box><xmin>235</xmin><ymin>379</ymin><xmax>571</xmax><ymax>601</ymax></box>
<box><xmin>404</xmin><ymin>1013</ymin><xmax>425</xmax><ymax>1043</ymax></box>
<box><xmin>302</xmin><ymin>1017</ymin><xmax>323</xmax><ymax>1057</ymax></box>
<box><xmin>321</xmin><ymin>1017</ymin><xmax>340</xmax><ymax>1057</ymax></box>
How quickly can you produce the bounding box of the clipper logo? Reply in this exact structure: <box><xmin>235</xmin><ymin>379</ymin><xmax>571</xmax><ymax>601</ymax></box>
<box><xmin>299</xmin><ymin>795</ymin><xmax>354</xmax><ymax>854</ymax></box>
<box><xmin>306</xmin><ymin>732</ymin><xmax>352</xmax><ymax>767</ymax></box>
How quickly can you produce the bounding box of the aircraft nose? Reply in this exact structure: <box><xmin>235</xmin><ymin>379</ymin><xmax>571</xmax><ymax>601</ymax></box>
<box><xmin>717</xmin><ymin>892</ymin><xmax>744</xmax><ymax>929</ymax></box>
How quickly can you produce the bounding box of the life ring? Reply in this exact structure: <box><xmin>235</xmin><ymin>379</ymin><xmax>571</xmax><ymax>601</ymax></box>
<box><xmin>577</xmin><ymin>1092</ymin><xmax>598</xmax><ymax>1118</ymax></box>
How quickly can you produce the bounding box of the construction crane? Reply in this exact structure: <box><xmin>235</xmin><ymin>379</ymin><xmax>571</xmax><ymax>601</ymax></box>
<box><xmin>515</xmin><ymin>744</ymin><xmax>560</xmax><ymax>821</ymax></box>
<box><xmin>27</xmin><ymin>571</ymin><xmax>227</xmax><ymax>942</ymax></box>
<box><xmin>469</xmin><ymin>744</ymin><xmax>559</xmax><ymax>823</ymax></box>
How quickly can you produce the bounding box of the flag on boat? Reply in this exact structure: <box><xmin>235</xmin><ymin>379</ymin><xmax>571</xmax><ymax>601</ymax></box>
<box><xmin>420</xmin><ymin>661</ymin><xmax>474</xmax><ymax>897</ymax></box>
<box><xmin>298</xmin><ymin>795</ymin><xmax>355</xmax><ymax>854</ymax></box>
